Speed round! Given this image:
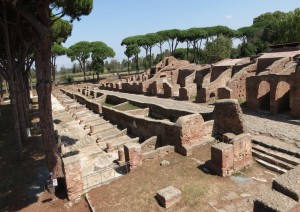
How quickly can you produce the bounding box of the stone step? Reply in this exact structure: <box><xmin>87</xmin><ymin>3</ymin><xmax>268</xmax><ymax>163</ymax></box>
<box><xmin>75</xmin><ymin>112</ymin><xmax>96</xmax><ymax>119</ymax></box>
<box><xmin>95</xmin><ymin>129</ymin><xmax>128</xmax><ymax>144</ymax></box>
<box><xmin>84</xmin><ymin>119</ymin><xmax>108</xmax><ymax>129</ymax></box>
<box><xmin>252</xmin><ymin>135</ymin><xmax>300</xmax><ymax>159</ymax></box>
<box><xmin>254</xmin><ymin>189</ymin><xmax>297</xmax><ymax>212</ymax></box>
<box><xmin>89</xmin><ymin>123</ymin><xmax>117</xmax><ymax>135</ymax></box>
<box><xmin>106</xmin><ymin>136</ymin><xmax>139</xmax><ymax>152</ymax></box>
<box><xmin>255</xmin><ymin>158</ymin><xmax>287</xmax><ymax>174</ymax></box>
<box><xmin>77</xmin><ymin>115</ymin><xmax>101</xmax><ymax>124</ymax></box>
<box><xmin>89</xmin><ymin>121</ymin><xmax>110</xmax><ymax>133</ymax></box>
<box><xmin>273</xmin><ymin>166</ymin><xmax>300</xmax><ymax>202</ymax></box>
<box><xmin>71</xmin><ymin>109</ymin><xmax>91</xmax><ymax>116</ymax></box>
<box><xmin>252</xmin><ymin>149</ymin><xmax>296</xmax><ymax>170</ymax></box>
<box><xmin>253</xmin><ymin>144</ymin><xmax>300</xmax><ymax>166</ymax></box>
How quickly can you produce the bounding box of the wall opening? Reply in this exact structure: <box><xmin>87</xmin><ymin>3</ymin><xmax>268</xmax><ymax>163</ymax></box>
<box><xmin>275</xmin><ymin>81</ymin><xmax>290</xmax><ymax>114</ymax></box>
<box><xmin>257</xmin><ymin>81</ymin><xmax>271</xmax><ymax>111</ymax></box>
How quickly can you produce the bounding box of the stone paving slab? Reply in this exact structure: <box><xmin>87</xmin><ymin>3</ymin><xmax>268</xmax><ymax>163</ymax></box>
<box><xmin>273</xmin><ymin>165</ymin><xmax>300</xmax><ymax>201</ymax></box>
<box><xmin>254</xmin><ymin>190</ymin><xmax>297</xmax><ymax>212</ymax></box>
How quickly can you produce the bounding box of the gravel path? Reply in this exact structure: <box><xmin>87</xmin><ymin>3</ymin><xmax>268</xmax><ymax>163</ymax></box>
<box><xmin>98</xmin><ymin>89</ymin><xmax>300</xmax><ymax>143</ymax></box>
<box><xmin>243</xmin><ymin>110</ymin><xmax>300</xmax><ymax>143</ymax></box>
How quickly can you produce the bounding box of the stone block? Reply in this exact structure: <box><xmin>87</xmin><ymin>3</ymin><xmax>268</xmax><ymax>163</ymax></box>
<box><xmin>211</xmin><ymin>142</ymin><xmax>234</xmax><ymax>176</ymax></box>
<box><xmin>232</xmin><ymin>133</ymin><xmax>252</xmax><ymax>170</ymax></box>
<box><xmin>156</xmin><ymin>186</ymin><xmax>182</xmax><ymax>208</ymax></box>
<box><xmin>212</xmin><ymin>99</ymin><xmax>247</xmax><ymax>136</ymax></box>
<box><xmin>124</xmin><ymin>143</ymin><xmax>142</xmax><ymax>171</ymax></box>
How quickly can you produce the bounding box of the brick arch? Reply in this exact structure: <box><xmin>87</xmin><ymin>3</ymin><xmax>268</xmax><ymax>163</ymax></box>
<box><xmin>257</xmin><ymin>80</ymin><xmax>271</xmax><ymax>110</ymax></box>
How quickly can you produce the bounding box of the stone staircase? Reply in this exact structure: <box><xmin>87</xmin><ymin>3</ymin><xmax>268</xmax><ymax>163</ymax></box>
<box><xmin>251</xmin><ymin>135</ymin><xmax>300</xmax><ymax>174</ymax></box>
<box><xmin>251</xmin><ymin>135</ymin><xmax>300</xmax><ymax>211</ymax></box>
<box><xmin>56</xmin><ymin>90</ymin><xmax>140</xmax><ymax>153</ymax></box>
<box><xmin>254</xmin><ymin>165</ymin><xmax>300</xmax><ymax>212</ymax></box>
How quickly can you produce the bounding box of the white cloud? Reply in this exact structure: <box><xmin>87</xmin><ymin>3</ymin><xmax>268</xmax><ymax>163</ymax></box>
<box><xmin>226</xmin><ymin>15</ymin><xmax>233</xmax><ymax>20</ymax></box>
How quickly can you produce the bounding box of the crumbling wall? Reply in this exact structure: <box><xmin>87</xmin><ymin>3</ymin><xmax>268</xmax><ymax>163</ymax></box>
<box><xmin>212</xmin><ymin>99</ymin><xmax>247</xmax><ymax>136</ymax></box>
<box><xmin>228</xmin><ymin>63</ymin><xmax>257</xmax><ymax>99</ymax></box>
<box><xmin>63</xmin><ymin>156</ymin><xmax>83</xmax><ymax>201</ymax></box>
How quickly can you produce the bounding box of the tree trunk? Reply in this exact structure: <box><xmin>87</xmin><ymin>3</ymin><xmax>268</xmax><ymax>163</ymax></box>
<box><xmin>193</xmin><ymin>41</ymin><xmax>197</xmax><ymax>63</ymax></box>
<box><xmin>127</xmin><ymin>56</ymin><xmax>130</xmax><ymax>74</ymax></box>
<box><xmin>35</xmin><ymin>1</ymin><xmax>64</xmax><ymax>179</ymax></box>
<box><xmin>52</xmin><ymin>56</ymin><xmax>56</xmax><ymax>86</ymax></box>
<box><xmin>149</xmin><ymin>48</ymin><xmax>152</xmax><ymax>68</ymax></box>
<box><xmin>4</xmin><ymin>80</ymin><xmax>8</xmax><ymax>94</ymax></box>
<box><xmin>8</xmin><ymin>80</ymin><xmax>24</xmax><ymax>160</ymax></box>
<box><xmin>21</xmin><ymin>71</ymin><xmax>30</xmax><ymax>126</ymax></box>
<box><xmin>2</xmin><ymin>1</ymin><xmax>23</xmax><ymax>159</ymax></box>
<box><xmin>0</xmin><ymin>75</ymin><xmax>3</xmax><ymax>104</ymax></box>
<box><xmin>83</xmin><ymin>61</ymin><xmax>86</xmax><ymax>82</ymax></box>
<box><xmin>160</xmin><ymin>43</ymin><xmax>163</xmax><ymax>61</ymax></box>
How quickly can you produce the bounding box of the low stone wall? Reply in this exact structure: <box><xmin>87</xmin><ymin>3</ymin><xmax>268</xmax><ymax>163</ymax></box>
<box><xmin>125</xmin><ymin>108</ymin><xmax>149</xmax><ymax>117</ymax></box>
<box><xmin>104</xmin><ymin>94</ymin><xmax>195</xmax><ymax>122</ymax></box>
<box><xmin>102</xmin><ymin>106</ymin><xmax>205</xmax><ymax>155</ymax></box>
<box><xmin>208</xmin><ymin>133</ymin><xmax>252</xmax><ymax>176</ymax></box>
<box><xmin>142</xmin><ymin>146</ymin><xmax>175</xmax><ymax>160</ymax></box>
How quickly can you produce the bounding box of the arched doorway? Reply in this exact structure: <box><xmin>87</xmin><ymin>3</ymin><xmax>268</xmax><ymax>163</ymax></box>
<box><xmin>275</xmin><ymin>81</ymin><xmax>290</xmax><ymax>114</ymax></box>
<box><xmin>257</xmin><ymin>81</ymin><xmax>271</xmax><ymax>111</ymax></box>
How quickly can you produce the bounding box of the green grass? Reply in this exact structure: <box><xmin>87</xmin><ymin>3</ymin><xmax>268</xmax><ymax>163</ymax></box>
<box><xmin>113</xmin><ymin>103</ymin><xmax>141</xmax><ymax>111</ymax></box>
<box><xmin>102</xmin><ymin>102</ymin><xmax>115</xmax><ymax>107</ymax></box>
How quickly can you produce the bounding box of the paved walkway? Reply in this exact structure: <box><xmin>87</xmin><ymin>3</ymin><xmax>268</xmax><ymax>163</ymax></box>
<box><xmin>98</xmin><ymin>89</ymin><xmax>300</xmax><ymax>144</ymax></box>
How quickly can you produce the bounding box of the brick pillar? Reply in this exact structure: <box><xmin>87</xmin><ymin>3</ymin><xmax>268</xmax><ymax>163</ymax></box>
<box><xmin>64</xmin><ymin>159</ymin><xmax>83</xmax><ymax>201</ymax></box>
<box><xmin>124</xmin><ymin>143</ymin><xmax>142</xmax><ymax>172</ymax></box>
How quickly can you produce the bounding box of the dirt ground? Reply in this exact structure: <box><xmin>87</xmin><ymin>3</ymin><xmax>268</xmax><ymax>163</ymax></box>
<box><xmin>0</xmin><ymin>91</ymin><xmax>277</xmax><ymax>212</ymax></box>
<box><xmin>88</xmin><ymin>143</ymin><xmax>277</xmax><ymax>212</ymax></box>
<box><xmin>0</xmin><ymin>102</ymin><xmax>89</xmax><ymax>212</ymax></box>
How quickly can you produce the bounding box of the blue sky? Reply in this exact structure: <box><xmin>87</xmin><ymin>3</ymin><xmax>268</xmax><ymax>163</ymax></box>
<box><xmin>57</xmin><ymin>0</ymin><xmax>300</xmax><ymax>69</ymax></box>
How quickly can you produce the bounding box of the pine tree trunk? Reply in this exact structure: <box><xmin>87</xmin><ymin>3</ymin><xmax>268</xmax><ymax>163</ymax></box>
<box><xmin>8</xmin><ymin>80</ymin><xmax>24</xmax><ymax>160</ymax></box>
<box><xmin>35</xmin><ymin>1</ymin><xmax>63</xmax><ymax>179</ymax></box>
<box><xmin>0</xmin><ymin>75</ymin><xmax>3</xmax><ymax>104</ymax></box>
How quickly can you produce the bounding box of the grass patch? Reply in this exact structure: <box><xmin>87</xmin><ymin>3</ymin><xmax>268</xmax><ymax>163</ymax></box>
<box><xmin>113</xmin><ymin>103</ymin><xmax>141</xmax><ymax>111</ymax></box>
<box><xmin>102</xmin><ymin>102</ymin><xmax>115</xmax><ymax>107</ymax></box>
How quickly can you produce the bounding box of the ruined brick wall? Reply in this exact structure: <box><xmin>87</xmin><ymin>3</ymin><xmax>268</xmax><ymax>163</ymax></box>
<box><xmin>174</xmin><ymin>114</ymin><xmax>205</xmax><ymax>146</ymax></box>
<box><xmin>228</xmin><ymin>63</ymin><xmax>257</xmax><ymax>99</ymax></box>
<box><xmin>290</xmin><ymin>71</ymin><xmax>300</xmax><ymax>117</ymax></box>
<box><xmin>231</xmin><ymin>133</ymin><xmax>252</xmax><ymax>170</ymax></box>
<box><xmin>163</xmin><ymin>82</ymin><xmax>173</xmax><ymax>98</ymax></box>
<box><xmin>208</xmin><ymin>133</ymin><xmax>252</xmax><ymax>177</ymax></box>
<box><xmin>102</xmin><ymin>106</ymin><xmax>205</xmax><ymax>154</ymax></box>
<box><xmin>265</xmin><ymin>57</ymin><xmax>290</xmax><ymax>74</ymax></box>
<box><xmin>212</xmin><ymin>99</ymin><xmax>247</xmax><ymax>136</ymax></box>
<box><xmin>104</xmin><ymin>94</ymin><xmax>193</xmax><ymax>121</ymax></box>
<box><xmin>257</xmin><ymin>58</ymin><xmax>281</xmax><ymax>73</ymax></box>
<box><xmin>142</xmin><ymin>146</ymin><xmax>175</xmax><ymax>160</ymax></box>
<box><xmin>177</xmin><ymin>69</ymin><xmax>195</xmax><ymax>87</ymax></box>
<box><xmin>195</xmin><ymin>69</ymin><xmax>232</xmax><ymax>103</ymax></box>
<box><xmin>102</xmin><ymin>106</ymin><xmax>179</xmax><ymax>147</ymax></box>
<box><xmin>179</xmin><ymin>84</ymin><xmax>197</xmax><ymax>100</ymax></box>
<box><xmin>218</xmin><ymin>87</ymin><xmax>233</xmax><ymax>99</ymax></box>
<box><xmin>85</xmin><ymin>99</ymin><xmax>102</xmax><ymax>113</ymax></box>
<box><xmin>211</xmin><ymin>66</ymin><xmax>229</xmax><ymax>82</ymax></box>
<box><xmin>63</xmin><ymin>157</ymin><xmax>83</xmax><ymax>201</ymax></box>
<box><xmin>195</xmin><ymin>67</ymin><xmax>211</xmax><ymax>88</ymax></box>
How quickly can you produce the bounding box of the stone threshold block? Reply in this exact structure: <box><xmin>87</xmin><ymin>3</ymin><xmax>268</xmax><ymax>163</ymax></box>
<box><xmin>156</xmin><ymin>186</ymin><xmax>182</xmax><ymax>208</ymax></box>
